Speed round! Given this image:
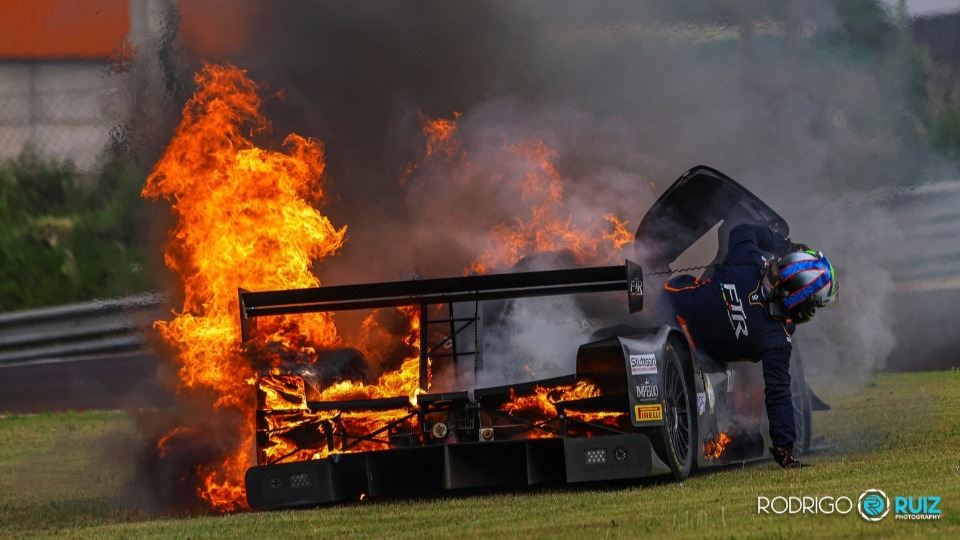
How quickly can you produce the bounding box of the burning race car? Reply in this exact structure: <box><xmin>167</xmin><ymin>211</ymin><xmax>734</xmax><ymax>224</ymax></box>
<box><xmin>239</xmin><ymin>165</ymin><xmax>829</xmax><ymax>509</ymax></box>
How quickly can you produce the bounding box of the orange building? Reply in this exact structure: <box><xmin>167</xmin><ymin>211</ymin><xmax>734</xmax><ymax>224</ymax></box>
<box><xmin>0</xmin><ymin>0</ymin><xmax>244</xmax><ymax>169</ymax></box>
<box><xmin>0</xmin><ymin>0</ymin><xmax>129</xmax><ymax>60</ymax></box>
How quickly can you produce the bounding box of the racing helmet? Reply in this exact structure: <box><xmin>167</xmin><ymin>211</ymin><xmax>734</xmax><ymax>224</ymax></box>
<box><xmin>777</xmin><ymin>250</ymin><xmax>838</xmax><ymax>323</ymax></box>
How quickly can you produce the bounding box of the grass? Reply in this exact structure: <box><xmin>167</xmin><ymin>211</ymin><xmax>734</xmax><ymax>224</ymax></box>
<box><xmin>1</xmin><ymin>371</ymin><xmax>959</xmax><ymax>539</ymax></box>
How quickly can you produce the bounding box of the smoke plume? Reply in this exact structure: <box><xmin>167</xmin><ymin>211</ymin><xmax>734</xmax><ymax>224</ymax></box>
<box><xmin>121</xmin><ymin>1</ymin><xmax>960</xmax><ymax>378</ymax></box>
<box><xmin>184</xmin><ymin>1</ymin><xmax>949</xmax><ymax>383</ymax></box>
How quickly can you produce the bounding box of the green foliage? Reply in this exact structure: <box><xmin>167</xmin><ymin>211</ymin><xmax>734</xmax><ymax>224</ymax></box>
<box><xmin>931</xmin><ymin>105</ymin><xmax>960</xmax><ymax>160</ymax></box>
<box><xmin>653</xmin><ymin>0</ymin><xmax>943</xmax><ymax>189</ymax></box>
<box><xmin>827</xmin><ymin>0</ymin><xmax>897</xmax><ymax>54</ymax></box>
<box><xmin>800</xmin><ymin>0</ymin><xmax>937</xmax><ymax>188</ymax></box>
<box><xmin>0</xmin><ymin>151</ymin><xmax>155</xmax><ymax>311</ymax></box>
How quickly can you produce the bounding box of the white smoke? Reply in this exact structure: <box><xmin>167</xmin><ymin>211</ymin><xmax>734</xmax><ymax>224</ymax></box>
<box><xmin>477</xmin><ymin>296</ymin><xmax>599</xmax><ymax>387</ymax></box>
<box><xmin>786</xmin><ymin>194</ymin><xmax>900</xmax><ymax>381</ymax></box>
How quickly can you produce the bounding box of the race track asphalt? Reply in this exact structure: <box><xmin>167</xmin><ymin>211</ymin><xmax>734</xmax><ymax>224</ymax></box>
<box><xmin>0</xmin><ymin>352</ymin><xmax>174</xmax><ymax>414</ymax></box>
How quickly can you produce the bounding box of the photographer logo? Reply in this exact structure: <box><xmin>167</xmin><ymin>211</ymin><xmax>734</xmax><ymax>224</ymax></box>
<box><xmin>858</xmin><ymin>489</ymin><xmax>890</xmax><ymax>522</ymax></box>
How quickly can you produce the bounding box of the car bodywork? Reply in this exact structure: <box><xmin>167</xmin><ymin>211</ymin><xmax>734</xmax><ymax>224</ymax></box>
<box><xmin>240</xmin><ymin>165</ymin><xmax>827</xmax><ymax>509</ymax></box>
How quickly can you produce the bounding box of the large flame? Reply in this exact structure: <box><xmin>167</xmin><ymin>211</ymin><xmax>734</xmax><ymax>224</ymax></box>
<box><xmin>142</xmin><ymin>77</ymin><xmax>636</xmax><ymax>511</ymax></box>
<box><xmin>418</xmin><ymin>114</ymin><xmax>633</xmax><ymax>274</ymax></box>
<box><xmin>142</xmin><ymin>63</ymin><xmax>346</xmax><ymax>511</ymax></box>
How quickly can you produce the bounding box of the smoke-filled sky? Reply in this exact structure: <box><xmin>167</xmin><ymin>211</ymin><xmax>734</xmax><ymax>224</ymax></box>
<box><xmin>124</xmin><ymin>0</ymin><xmax>960</xmax><ymax>381</ymax></box>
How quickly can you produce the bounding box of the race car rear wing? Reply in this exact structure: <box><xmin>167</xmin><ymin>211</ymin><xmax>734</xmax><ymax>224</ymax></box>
<box><xmin>238</xmin><ymin>259</ymin><xmax>645</xmax><ymax>341</ymax></box>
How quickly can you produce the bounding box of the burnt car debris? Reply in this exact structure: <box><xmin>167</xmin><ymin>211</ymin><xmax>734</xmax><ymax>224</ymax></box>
<box><xmin>240</xmin><ymin>165</ymin><xmax>829</xmax><ymax>509</ymax></box>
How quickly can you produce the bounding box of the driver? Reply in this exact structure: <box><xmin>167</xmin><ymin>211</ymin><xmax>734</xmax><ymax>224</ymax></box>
<box><xmin>663</xmin><ymin>223</ymin><xmax>838</xmax><ymax>469</ymax></box>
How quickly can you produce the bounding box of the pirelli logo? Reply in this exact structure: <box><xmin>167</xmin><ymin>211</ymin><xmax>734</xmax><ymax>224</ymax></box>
<box><xmin>634</xmin><ymin>404</ymin><xmax>663</xmax><ymax>422</ymax></box>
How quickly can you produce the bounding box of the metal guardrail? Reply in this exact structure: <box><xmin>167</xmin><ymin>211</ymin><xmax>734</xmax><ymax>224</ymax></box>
<box><xmin>0</xmin><ymin>293</ymin><xmax>165</xmax><ymax>365</ymax></box>
<box><xmin>874</xmin><ymin>180</ymin><xmax>960</xmax><ymax>290</ymax></box>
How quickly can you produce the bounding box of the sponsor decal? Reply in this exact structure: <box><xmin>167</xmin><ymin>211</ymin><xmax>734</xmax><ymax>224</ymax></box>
<box><xmin>634</xmin><ymin>404</ymin><xmax>663</xmax><ymax>422</ymax></box>
<box><xmin>629</xmin><ymin>277</ymin><xmax>643</xmax><ymax>297</ymax></box>
<box><xmin>636</xmin><ymin>383</ymin><xmax>659</xmax><ymax>399</ymax></box>
<box><xmin>721</xmin><ymin>283</ymin><xmax>749</xmax><ymax>339</ymax></box>
<box><xmin>703</xmin><ymin>373</ymin><xmax>715</xmax><ymax>414</ymax></box>
<box><xmin>630</xmin><ymin>354</ymin><xmax>657</xmax><ymax>375</ymax></box>
<box><xmin>696</xmin><ymin>392</ymin><xmax>706</xmax><ymax>416</ymax></box>
<box><xmin>676</xmin><ymin>315</ymin><xmax>696</xmax><ymax>350</ymax></box>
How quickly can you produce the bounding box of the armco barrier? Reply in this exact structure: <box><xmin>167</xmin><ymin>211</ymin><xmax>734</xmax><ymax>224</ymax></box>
<box><xmin>0</xmin><ymin>293</ymin><xmax>165</xmax><ymax>365</ymax></box>
<box><xmin>879</xmin><ymin>180</ymin><xmax>960</xmax><ymax>288</ymax></box>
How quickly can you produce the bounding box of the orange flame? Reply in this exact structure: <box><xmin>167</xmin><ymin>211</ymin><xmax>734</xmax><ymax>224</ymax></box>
<box><xmin>256</xmin><ymin>305</ymin><xmax>424</xmax><ymax>464</ymax></box>
<box><xmin>499</xmin><ymin>381</ymin><xmax>625</xmax><ymax>436</ymax></box>
<box><xmin>413</xmin><ymin>115</ymin><xmax>631</xmax><ymax>274</ymax></box>
<box><xmin>501</xmin><ymin>380</ymin><xmax>600</xmax><ymax>417</ymax></box>
<box><xmin>156</xmin><ymin>426</ymin><xmax>195</xmax><ymax>458</ymax></box>
<box><xmin>142</xmin><ymin>63</ymin><xmax>347</xmax><ymax>511</ymax></box>
<box><xmin>602</xmin><ymin>214</ymin><xmax>634</xmax><ymax>252</ymax></box>
<box><xmin>324</xmin><ymin>305</ymin><xmax>423</xmax><ymax>403</ymax></box>
<box><xmin>400</xmin><ymin>112</ymin><xmax>463</xmax><ymax>185</ymax></box>
<box><xmin>421</xmin><ymin>111</ymin><xmax>461</xmax><ymax>161</ymax></box>
<box><xmin>704</xmin><ymin>432</ymin><xmax>732</xmax><ymax>460</ymax></box>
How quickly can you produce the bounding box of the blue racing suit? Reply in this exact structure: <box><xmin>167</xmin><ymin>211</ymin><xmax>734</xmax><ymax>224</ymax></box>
<box><xmin>664</xmin><ymin>223</ymin><xmax>798</xmax><ymax>450</ymax></box>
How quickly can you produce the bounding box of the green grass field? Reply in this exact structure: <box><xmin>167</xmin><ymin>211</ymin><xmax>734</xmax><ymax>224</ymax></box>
<box><xmin>1</xmin><ymin>371</ymin><xmax>958</xmax><ymax>539</ymax></box>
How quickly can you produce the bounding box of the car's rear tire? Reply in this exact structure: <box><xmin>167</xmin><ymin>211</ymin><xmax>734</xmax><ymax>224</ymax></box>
<box><xmin>660</xmin><ymin>340</ymin><xmax>697</xmax><ymax>480</ymax></box>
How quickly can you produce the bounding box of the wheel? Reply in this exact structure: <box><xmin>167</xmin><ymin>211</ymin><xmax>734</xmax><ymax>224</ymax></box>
<box><xmin>789</xmin><ymin>348</ymin><xmax>812</xmax><ymax>453</ymax></box>
<box><xmin>660</xmin><ymin>340</ymin><xmax>697</xmax><ymax>480</ymax></box>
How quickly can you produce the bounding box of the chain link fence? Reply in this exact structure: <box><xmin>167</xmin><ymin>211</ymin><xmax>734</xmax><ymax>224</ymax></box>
<box><xmin>0</xmin><ymin>61</ymin><xmax>120</xmax><ymax>172</ymax></box>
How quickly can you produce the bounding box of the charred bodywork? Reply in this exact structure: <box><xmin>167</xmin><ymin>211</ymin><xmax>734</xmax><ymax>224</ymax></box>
<box><xmin>241</xmin><ymin>165</ymin><xmax>828</xmax><ymax>509</ymax></box>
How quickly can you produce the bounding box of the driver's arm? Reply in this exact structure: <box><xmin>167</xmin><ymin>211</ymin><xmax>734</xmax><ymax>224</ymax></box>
<box><xmin>725</xmin><ymin>223</ymin><xmax>798</xmax><ymax>263</ymax></box>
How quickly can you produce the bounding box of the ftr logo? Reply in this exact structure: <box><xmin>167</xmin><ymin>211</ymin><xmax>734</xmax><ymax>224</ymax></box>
<box><xmin>721</xmin><ymin>283</ymin><xmax>748</xmax><ymax>339</ymax></box>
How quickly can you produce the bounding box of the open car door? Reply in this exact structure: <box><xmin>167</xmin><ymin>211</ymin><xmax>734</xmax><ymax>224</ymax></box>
<box><xmin>634</xmin><ymin>165</ymin><xmax>789</xmax><ymax>273</ymax></box>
